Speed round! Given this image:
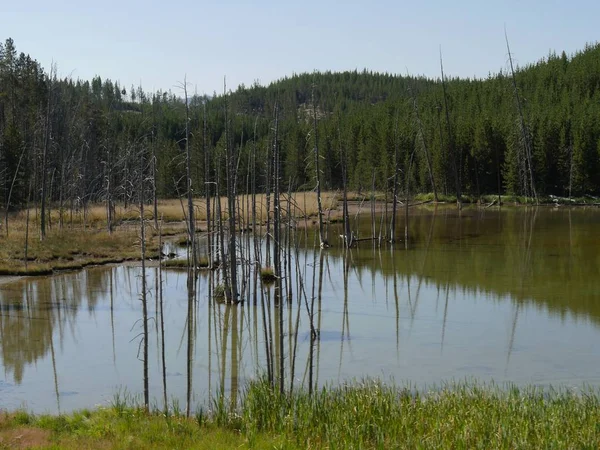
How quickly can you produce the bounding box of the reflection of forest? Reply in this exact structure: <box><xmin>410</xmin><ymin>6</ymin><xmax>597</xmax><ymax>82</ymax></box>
<box><xmin>0</xmin><ymin>206</ymin><xmax>598</xmax><ymax>406</ymax></box>
<box><xmin>320</xmin><ymin>206</ymin><xmax>600</xmax><ymax>324</ymax></box>
<box><xmin>0</xmin><ymin>268</ymin><xmax>112</xmax><ymax>384</ymax></box>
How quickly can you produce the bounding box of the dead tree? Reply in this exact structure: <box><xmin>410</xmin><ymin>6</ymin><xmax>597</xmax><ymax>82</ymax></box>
<box><xmin>139</xmin><ymin>143</ymin><xmax>149</xmax><ymax>411</ymax></box>
<box><xmin>338</xmin><ymin>118</ymin><xmax>353</xmax><ymax>247</ymax></box>
<box><xmin>40</xmin><ymin>68</ymin><xmax>54</xmax><ymax>240</ymax></box>
<box><xmin>390</xmin><ymin>111</ymin><xmax>400</xmax><ymax>243</ymax></box>
<box><xmin>273</xmin><ymin>103</ymin><xmax>281</xmax><ymax>287</ymax></box>
<box><xmin>505</xmin><ymin>30</ymin><xmax>538</xmax><ymax>205</ymax></box>
<box><xmin>4</xmin><ymin>142</ymin><xmax>26</xmax><ymax>236</ymax></box>
<box><xmin>158</xmin><ymin>217</ymin><xmax>167</xmax><ymax>414</ymax></box>
<box><xmin>203</xmin><ymin>100</ymin><xmax>212</xmax><ymax>267</ymax></box>
<box><xmin>183</xmin><ymin>77</ymin><xmax>197</xmax><ymax>269</ymax></box>
<box><xmin>408</xmin><ymin>79</ymin><xmax>438</xmax><ymax>202</ymax></box>
<box><xmin>224</xmin><ymin>78</ymin><xmax>238</xmax><ymax>302</ymax></box>
<box><xmin>311</xmin><ymin>84</ymin><xmax>327</xmax><ymax>248</ymax></box>
<box><xmin>439</xmin><ymin>50</ymin><xmax>462</xmax><ymax>210</ymax></box>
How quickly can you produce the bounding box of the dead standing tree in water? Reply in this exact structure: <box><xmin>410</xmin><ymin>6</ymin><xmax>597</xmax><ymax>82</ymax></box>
<box><xmin>138</xmin><ymin>141</ymin><xmax>149</xmax><ymax>412</ymax></box>
<box><xmin>440</xmin><ymin>50</ymin><xmax>462</xmax><ymax>210</ymax></box>
<box><xmin>203</xmin><ymin>100</ymin><xmax>212</xmax><ymax>268</ymax></box>
<box><xmin>505</xmin><ymin>29</ymin><xmax>538</xmax><ymax>205</ymax></box>
<box><xmin>224</xmin><ymin>77</ymin><xmax>239</xmax><ymax>302</ymax></box>
<box><xmin>40</xmin><ymin>66</ymin><xmax>55</xmax><ymax>241</ymax></box>
<box><xmin>338</xmin><ymin>117</ymin><xmax>353</xmax><ymax>248</ymax></box>
<box><xmin>182</xmin><ymin>77</ymin><xmax>197</xmax><ymax>270</ymax></box>
<box><xmin>408</xmin><ymin>77</ymin><xmax>438</xmax><ymax>202</ymax></box>
<box><xmin>272</xmin><ymin>102</ymin><xmax>282</xmax><ymax>293</ymax></box>
<box><xmin>271</xmin><ymin>103</ymin><xmax>285</xmax><ymax>394</ymax></box>
<box><xmin>311</xmin><ymin>84</ymin><xmax>327</xmax><ymax>248</ymax></box>
<box><xmin>390</xmin><ymin>111</ymin><xmax>400</xmax><ymax>244</ymax></box>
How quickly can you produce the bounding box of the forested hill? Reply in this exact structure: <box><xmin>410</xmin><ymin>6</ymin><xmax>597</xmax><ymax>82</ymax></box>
<box><xmin>1</xmin><ymin>37</ymin><xmax>600</xmax><ymax>211</ymax></box>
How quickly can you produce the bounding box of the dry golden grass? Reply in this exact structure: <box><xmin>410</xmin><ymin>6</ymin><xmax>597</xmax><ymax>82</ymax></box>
<box><xmin>0</xmin><ymin>217</ymin><xmax>159</xmax><ymax>276</ymax></box>
<box><xmin>7</xmin><ymin>191</ymin><xmax>339</xmax><ymax>228</ymax></box>
<box><xmin>0</xmin><ymin>191</ymin><xmax>339</xmax><ymax>276</ymax></box>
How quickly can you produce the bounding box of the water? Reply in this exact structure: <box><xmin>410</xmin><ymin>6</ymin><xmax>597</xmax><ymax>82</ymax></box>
<box><xmin>1</xmin><ymin>206</ymin><xmax>599</xmax><ymax>413</ymax></box>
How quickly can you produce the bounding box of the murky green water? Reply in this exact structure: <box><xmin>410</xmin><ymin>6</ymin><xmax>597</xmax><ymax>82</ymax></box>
<box><xmin>1</xmin><ymin>206</ymin><xmax>599</xmax><ymax>413</ymax></box>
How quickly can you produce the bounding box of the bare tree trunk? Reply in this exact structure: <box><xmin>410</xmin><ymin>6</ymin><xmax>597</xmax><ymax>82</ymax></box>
<box><xmin>251</xmin><ymin>118</ymin><xmax>258</xmax><ymax>273</ymax></box>
<box><xmin>311</xmin><ymin>85</ymin><xmax>326</xmax><ymax>248</ymax></box>
<box><xmin>409</xmin><ymin>81</ymin><xmax>438</xmax><ymax>201</ymax></box>
<box><xmin>496</xmin><ymin>138</ymin><xmax>502</xmax><ymax>207</ymax></box>
<box><xmin>40</xmin><ymin>75</ymin><xmax>52</xmax><ymax>241</ymax></box>
<box><xmin>106</xmin><ymin>141</ymin><xmax>113</xmax><ymax>234</ymax></box>
<box><xmin>390</xmin><ymin>112</ymin><xmax>400</xmax><ymax>243</ymax></box>
<box><xmin>505</xmin><ymin>30</ymin><xmax>538</xmax><ymax>205</ymax></box>
<box><xmin>336</xmin><ymin>118</ymin><xmax>352</xmax><ymax>248</ymax></box>
<box><xmin>216</xmin><ymin>160</ymin><xmax>230</xmax><ymax>297</ymax></box>
<box><xmin>58</xmin><ymin>162</ymin><xmax>65</xmax><ymax>230</ymax></box>
<box><xmin>265</xmin><ymin>138</ymin><xmax>272</xmax><ymax>267</ymax></box>
<box><xmin>371</xmin><ymin>170</ymin><xmax>376</xmax><ymax>246</ymax></box>
<box><xmin>139</xmin><ymin>144</ymin><xmax>149</xmax><ymax>412</ymax></box>
<box><xmin>186</xmin><ymin>267</ymin><xmax>195</xmax><ymax>417</ymax></box>
<box><xmin>158</xmin><ymin>217</ymin><xmax>167</xmax><ymax>414</ymax></box>
<box><xmin>273</xmin><ymin>103</ymin><xmax>281</xmax><ymax>289</ymax></box>
<box><xmin>152</xmin><ymin>128</ymin><xmax>158</xmax><ymax>230</ymax></box>
<box><xmin>271</xmin><ymin>103</ymin><xmax>284</xmax><ymax>393</ymax></box>
<box><xmin>203</xmin><ymin>101</ymin><xmax>212</xmax><ymax>268</ymax></box>
<box><xmin>183</xmin><ymin>77</ymin><xmax>197</xmax><ymax>269</ymax></box>
<box><xmin>224</xmin><ymin>78</ymin><xmax>238</xmax><ymax>302</ymax></box>
<box><xmin>405</xmin><ymin>145</ymin><xmax>416</xmax><ymax>249</ymax></box>
<box><xmin>24</xmin><ymin>181</ymin><xmax>32</xmax><ymax>270</ymax></box>
<box><xmin>440</xmin><ymin>50</ymin><xmax>462</xmax><ymax>210</ymax></box>
<box><xmin>568</xmin><ymin>139</ymin><xmax>573</xmax><ymax>202</ymax></box>
<box><xmin>4</xmin><ymin>142</ymin><xmax>26</xmax><ymax>236</ymax></box>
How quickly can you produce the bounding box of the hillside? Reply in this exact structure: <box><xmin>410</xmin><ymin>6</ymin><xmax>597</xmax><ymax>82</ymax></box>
<box><xmin>1</xmin><ymin>38</ymin><xmax>600</xmax><ymax>212</ymax></box>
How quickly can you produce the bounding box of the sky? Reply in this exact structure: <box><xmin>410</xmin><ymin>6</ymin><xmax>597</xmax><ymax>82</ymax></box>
<box><xmin>2</xmin><ymin>0</ymin><xmax>599</xmax><ymax>96</ymax></box>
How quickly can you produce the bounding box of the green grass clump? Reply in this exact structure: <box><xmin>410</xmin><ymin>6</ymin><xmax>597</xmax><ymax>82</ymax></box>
<box><xmin>163</xmin><ymin>257</ymin><xmax>210</xmax><ymax>270</ymax></box>
<box><xmin>238</xmin><ymin>378</ymin><xmax>600</xmax><ymax>449</ymax></box>
<box><xmin>214</xmin><ymin>284</ymin><xmax>226</xmax><ymax>301</ymax></box>
<box><xmin>2</xmin><ymin>379</ymin><xmax>600</xmax><ymax>448</ymax></box>
<box><xmin>259</xmin><ymin>267</ymin><xmax>277</xmax><ymax>283</ymax></box>
<box><xmin>197</xmin><ymin>257</ymin><xmax>210</xmax><ymax>268</ymax></box>
<box><xmin>163</xmin><ymin>259</ymin><xmax>190</xmax><ymax>269</ymax></box>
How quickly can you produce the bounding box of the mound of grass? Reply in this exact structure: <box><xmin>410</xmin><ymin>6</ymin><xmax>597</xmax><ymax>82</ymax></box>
<box><xmin>163</xmin><ymin>259</ymin><xmax>190</xmax><ymax>270</ymax></box>
<box><xmin>259</xmin><ymin>267</ymin><xmax>277</xmax><ymax>283</ymax></box>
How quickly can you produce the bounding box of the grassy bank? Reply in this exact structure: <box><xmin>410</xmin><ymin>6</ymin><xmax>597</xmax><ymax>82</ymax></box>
<box><xmin>0</xmin><ymin>225</ymin><xmax>160</xmax><ymax>276</ymax></box>
<box><xmin>1</xmin><ymin>189</ymin><xmax>595</xmax><ymax>277</ymax></box>
<box><xmin>2</xmin><ymin>379</ymin><xmax>600</xmax><ymax>449</ymax></box>
<box><xmin>0</xmin><ymin>192</ymin><xmax>339</xmax><ymax>276</ymax></box>
<box><xmin>3</xmin><ymin>192</ymin><xmax>339</xmax><ymax>228</ymax></box>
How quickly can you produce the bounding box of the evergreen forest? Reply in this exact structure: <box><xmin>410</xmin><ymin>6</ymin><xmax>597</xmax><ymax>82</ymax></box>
<box><xmin>2</xmin><ymin>37</ymin><xmax>600</xmax><ymax>214</ymax></box>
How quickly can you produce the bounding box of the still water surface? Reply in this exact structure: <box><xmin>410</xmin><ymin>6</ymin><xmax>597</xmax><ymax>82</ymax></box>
<box><xmin>1</xmin><ymin>206</ymin><xmax>599</xmax><ymax>413</ymax></box>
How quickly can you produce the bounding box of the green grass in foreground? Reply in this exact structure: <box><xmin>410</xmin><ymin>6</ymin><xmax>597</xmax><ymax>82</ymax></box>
<box><xmin>2</xmin><ymin>379</ymin><xmax>600</xmax><ymax>449</ymax></box>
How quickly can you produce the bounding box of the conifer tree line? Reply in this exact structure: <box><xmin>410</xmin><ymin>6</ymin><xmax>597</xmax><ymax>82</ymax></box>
<box><xmin>2</xmin><ymin>37</ymin><xmax>600</xmax><ymax>216</ymax></box>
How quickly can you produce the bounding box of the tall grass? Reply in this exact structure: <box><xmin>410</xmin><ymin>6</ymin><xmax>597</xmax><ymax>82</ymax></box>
<box><xmin>3</xmin><ymin>379</ymin><xmax>600</xmax><ymax>449</ymax></box>
<box><xmin>237</xmin><ymin>378</ymin><xmax>600</xmax><ymax>449</ymax></box>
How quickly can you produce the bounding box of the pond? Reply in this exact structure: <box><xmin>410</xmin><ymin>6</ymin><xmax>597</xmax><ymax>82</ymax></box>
<box><xmin>1</xmin><ymin>205</ymin><xmax>599</xmax><ymax>414</ymax></box>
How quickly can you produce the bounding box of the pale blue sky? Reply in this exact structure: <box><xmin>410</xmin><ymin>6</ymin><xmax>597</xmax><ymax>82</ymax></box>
<box><xmin>3</xmin><ymin>0</ymin><xmax>598</xmax><ymax>95</ymax></box>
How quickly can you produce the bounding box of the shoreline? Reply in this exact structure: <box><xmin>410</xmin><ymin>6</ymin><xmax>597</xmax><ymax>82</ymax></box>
<box><xmin>1</xmin><ymin>379</ymin><xmax>599</xmax><ymax>449</ymax></box>
<box><xmin>0</xmin><ymin>198</ymin><xmax>597</xmax><ymax>285</ymax></box>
